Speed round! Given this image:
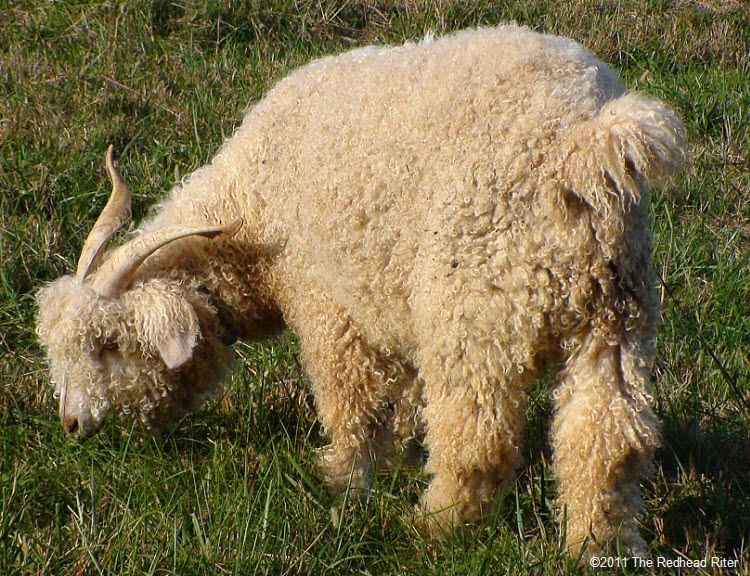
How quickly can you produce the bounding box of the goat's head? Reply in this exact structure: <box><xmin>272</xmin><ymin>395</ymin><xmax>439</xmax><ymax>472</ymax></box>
<box><xmin>36</xmin><ymin>146</ymin><xmax>239</xmax><ymax>437</ymax></box>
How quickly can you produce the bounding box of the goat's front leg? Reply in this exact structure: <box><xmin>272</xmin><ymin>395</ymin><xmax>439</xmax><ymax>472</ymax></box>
<box><xmin>552</xmin><ymin>332</ymin><xmax>659</xmax><ymax>557</ymax></box>
<box><xmin>292</xmin><ymin>296</ymin><xmax>395</xmax><ymax>493</ymax></box>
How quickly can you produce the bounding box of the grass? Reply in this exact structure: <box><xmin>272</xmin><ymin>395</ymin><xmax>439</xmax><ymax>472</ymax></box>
<box><xmin>1</xmin><ymin>1</ymin><xmax>748</xmax><ymax>574</ymax></box>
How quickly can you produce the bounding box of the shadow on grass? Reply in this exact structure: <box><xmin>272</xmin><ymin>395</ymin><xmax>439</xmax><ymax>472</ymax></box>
<box><xmin>518</xmin><ymin>377</ymin><xmax>750</xmax><ymax>558</ymax></box>
<box><xmin>654</xmin><ymin>414</ymin><xmax>750</xmax><ymax>554</ymax></box>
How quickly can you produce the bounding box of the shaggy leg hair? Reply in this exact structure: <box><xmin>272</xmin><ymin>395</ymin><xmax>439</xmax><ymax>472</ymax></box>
<box><xmin>552</xmin><ymin>331</ymin><xmax>659</xmax><ymax>556</ymax></box>
<box><xmin>293</xmin><ymin>293</ymin><xmax>411</xmax><ymax>491</ymax></box>
<box><xmin>415</xmin><ymin>332</ymin><xmax>536</xmax><ymax>532</ymax></box>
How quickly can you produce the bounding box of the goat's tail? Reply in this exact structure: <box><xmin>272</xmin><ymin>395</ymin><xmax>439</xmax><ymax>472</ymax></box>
<box><xmin>558</xmin><ymin>92</ymin><xmax>686</xmax><ymax>250</ymax></box>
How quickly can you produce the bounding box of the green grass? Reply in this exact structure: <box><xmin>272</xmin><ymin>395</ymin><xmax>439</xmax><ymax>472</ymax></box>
<box><xmin>1</xmin><ymin>1</ymin><xmax>748</xmax><ymax>574</ymax></box>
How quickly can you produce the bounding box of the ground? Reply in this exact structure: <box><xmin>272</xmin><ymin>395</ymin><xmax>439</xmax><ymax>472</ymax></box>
<box><xmin>1</xmin><ymin>1</ymin><xmax>748</xmax><ymax>574</ymax></box>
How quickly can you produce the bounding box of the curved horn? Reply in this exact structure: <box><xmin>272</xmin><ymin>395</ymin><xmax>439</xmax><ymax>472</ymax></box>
<box><xmin>76</xmin><ymin>145</ymin><xmax>133</xmax><ymax>280</ymax></box>
<box><xmin>90</xmin><ymin>219</ymin><xmax>243</xmax><ymax>298</ymax></box>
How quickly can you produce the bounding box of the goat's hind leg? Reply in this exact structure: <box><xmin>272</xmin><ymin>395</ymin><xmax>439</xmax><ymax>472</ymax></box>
<box><xmin>552</xmin><ymin>332</ymin><xmax>659</xmax><ymax>557</ymax></box>
<box><xmin>416</xmin><ymin>337</ymin><xmax>534</xmax><ymax>533</ymax></box>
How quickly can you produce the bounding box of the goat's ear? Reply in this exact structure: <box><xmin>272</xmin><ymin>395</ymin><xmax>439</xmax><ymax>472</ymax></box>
<box><xmin>125</xmin><ymin>284</ymin><xmax>201</xmax><ymax>370</ymax></box>
<box><xmin>155</xmin><ymin>322</ymin><xmax>199</xmax><ymax>370</ymax></box>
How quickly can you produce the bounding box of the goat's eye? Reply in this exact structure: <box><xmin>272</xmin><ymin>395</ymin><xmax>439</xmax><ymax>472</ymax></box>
<box><xmin>101</xmin><ymin>340</ymin><xmax>119</xmax><ymax>353</ymax></box>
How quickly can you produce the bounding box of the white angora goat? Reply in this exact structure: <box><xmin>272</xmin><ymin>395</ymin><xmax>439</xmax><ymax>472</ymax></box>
<box><xmin>37</xmin><ymin>25</ymin><xmax>685</xmax><ymax>556</ymax></box>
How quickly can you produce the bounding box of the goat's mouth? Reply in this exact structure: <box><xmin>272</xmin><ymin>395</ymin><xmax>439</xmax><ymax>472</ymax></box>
<box><xmin>58</xmin><ymin>380</ymin><xmax>104</xmax><ymax>439</ymax></box>
<box><xmin>60</xmin><ymin>411</ymin><xmax>103</xmax><ymax>439</ymax></box>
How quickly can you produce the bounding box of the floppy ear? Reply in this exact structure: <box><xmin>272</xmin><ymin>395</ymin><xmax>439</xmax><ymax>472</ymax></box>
<box><xmin>125</xmin><ymin>282</ymin><xmax>202</xmax><ymax>370</ymax></box>
<box><xmin>154</xmin><ymin>317</ymin><xmax>199</xmax><ymax>370</ymax></box>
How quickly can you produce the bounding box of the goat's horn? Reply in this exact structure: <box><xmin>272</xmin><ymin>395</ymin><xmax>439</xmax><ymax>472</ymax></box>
<box><xmin>90</xmin><ymin>219</ymin><xmax>243</xmax><ymax>298</ymax></box>
<box><xmin>76</xmin><ymin>145</ymin><xmax>133</xmax><ymax>280</ymax></box>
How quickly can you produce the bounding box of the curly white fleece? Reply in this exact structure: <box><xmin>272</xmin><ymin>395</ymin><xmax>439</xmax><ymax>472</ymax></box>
<box><xmin>38</xmin><ymin>24</ymin><xmax>685</xmax><ymax>556</ymax></box>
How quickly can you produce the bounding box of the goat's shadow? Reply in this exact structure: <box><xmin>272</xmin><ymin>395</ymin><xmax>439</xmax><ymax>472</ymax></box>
<box><xmin>159</xmin><ymin>370</ymin><xmax>319</xmax><ymax>460</ymax></box>
<box><xmin>654</xmin><ymin>414</ymin><xmax>750</xmax><ymax>552</ymax></box>
<box><xmin>522</xmin><ymin>388</ymin><xmax>750</xmax><ymax>555</ymax></box>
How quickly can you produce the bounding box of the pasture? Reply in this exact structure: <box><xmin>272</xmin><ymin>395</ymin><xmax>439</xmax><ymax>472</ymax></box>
<box><xmin>1</xmin><ymin>1</ymin><xmax>748</xmax><ymax>574</ymax></box>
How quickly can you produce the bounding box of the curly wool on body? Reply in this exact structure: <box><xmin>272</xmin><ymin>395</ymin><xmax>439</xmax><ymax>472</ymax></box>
<box><xmin>37</xmin><ymin>24</ymin><xmax>685</xmax><ymax>557</ymax></box>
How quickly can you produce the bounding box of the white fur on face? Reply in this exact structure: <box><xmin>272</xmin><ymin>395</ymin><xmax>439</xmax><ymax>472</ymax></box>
<box><xmin>37</xmin><ymin>275</ymin><xmax>225</xmax><ymax>435</ymax></box>
<box><xmin>56</xmin><ymin>371</ymin><xmax>105</xmax><ymax>437</ymax></box>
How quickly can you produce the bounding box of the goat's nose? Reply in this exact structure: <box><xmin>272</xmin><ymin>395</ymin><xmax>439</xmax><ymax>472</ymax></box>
<box><xmin>63</xmin><ymin>417</ymin><xmax>79</xmax><ymax>435</ymax></box>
